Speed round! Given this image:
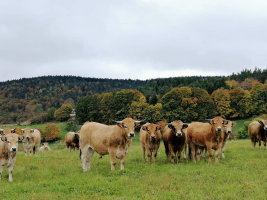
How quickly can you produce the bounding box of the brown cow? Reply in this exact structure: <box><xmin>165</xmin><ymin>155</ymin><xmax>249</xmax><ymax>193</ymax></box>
<box><xmin>0</xmin><ymin>132</ymin><xmax>24</xmax><ymax>182</ymax></box>
<box><xmin>39</xmin><ymin>142</ymin><xmax>51</xmax><ymax>152</ymax></box>
<box><xmin>65</xmin><ymin>132</ymin><xmax>80</xmax><ymax>151</ymax></box>
<box><xmin>163</xmin><ymin>120</ymin><xmax>188</xmax><ymax>163</ymax></box>
<box><xmin>79</xmin><ymin>117</ymin><xmax>143</xmax><ymax>171</ymax></box>
<box><xmin>140</xmin><ymin>123</ymin><xmax>161</xmax><ymax>163</ymax></box>
<box><xmin>187</xmin><ymin>116</ymin><xmax>227</xmax><ymax>164</ymax></box>
<box><xmin>248</xmin><ymin>119</ymin><xmax>267</xmax><ymax>149</ymax></box>
<box><xmin>21</xmin><ymin>128</ymin><xmax>41</xmax><ymax>156</ymax></box>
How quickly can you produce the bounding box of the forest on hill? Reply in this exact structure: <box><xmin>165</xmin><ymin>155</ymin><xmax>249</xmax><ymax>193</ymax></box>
<box><xmin>0</xmin><ymin>67</ymin><xmax>267</xmax><ymax>124</ymax></box>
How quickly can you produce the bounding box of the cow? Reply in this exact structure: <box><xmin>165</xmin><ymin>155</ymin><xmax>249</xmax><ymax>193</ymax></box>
<box><xmin>163</xmin><ymin>120</ymin><xmax>188</xmax><ymax>163</ymax></box>
<box><xmin>0</xmin><ymin>132</ymin><xmax>24</xmax><ymax>182</ymax></box>
<box><xmin>187</xmin><ymin>116</ymin><xmax>228</xmax><ymax>164</ymax></box>
<box><xmin>221</xmin><ymin>120</ymin><xmax>236</xmax><ymax>158</ymax></box>
<box><xmin>182</xmin><ymin>125</ymin><xmax>191</xmax><ymax>159</ymax></box>
<box><xmin>199</xmin><ymin>120</ymin><xmax>236</xmax><ymax>159</ymax></box>
<box><xmin>248</xmin><ymin>119</ymin><xmax>267</xmax><ymax>149</ymax></box>
<box><xmin>79</xmin><ymin>117</ymin><xmax>143</xmax><ymax>171</ymax></box>
<box><xmin>21</xmin><ymin>128</ymin><xmax>41</xmax><ymax>156</ymax></box>
<box><xmin>65</xmin><ymin>132</ymin><xmax>80</xmax><ymax>151</ymax></box>
<box><xmin>39</xmin><ymin>142</ymin><xmax>51</xmax><ymax>152</ymax></box>
<box><xmin>140</xmin><ymin>123</ymin><xmax>161</xmax><ymax>163</ymax></box>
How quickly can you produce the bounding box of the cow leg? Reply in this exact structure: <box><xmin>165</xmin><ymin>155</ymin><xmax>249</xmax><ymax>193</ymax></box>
<box><xmin>109</xmin><ymin>148</ymin><xmax>117</xmax><ymax>171</ymax></box>
<box><xmin>258</xmin><ymin>137</ymin><xmax>262</xmax><ymax>150</ymax></box>
<box><xmin>81</xmin><ymin>146</ymin><xmax>94</xmax><ymax>172</ymax></box>
<box><xmin>35</xmin><ymin>145</ymin><xmax>39</xmax><ymax>154</ymax></box>
<box><xmin>141</xmin><ymin>145</ymin><xmax>146</xmax><ymax>162</ymax></box>
<box><xmin>177</xmin><ymin>146</ymin><xmax>184</xmax><ymax>163</ymax></box>
<box><xmin>24</xmin><ymin>146</ymin><xmax>28</xmax><ymax>156</ymax></box>
<box><xmin>196</xmin><ymin>146</ymin><xmax>201</xmax><ymax>161</ymax></box>
<box><xmin>163</xmin><ymin>141</ymin><xmax>170</xmax><ymax>161</ymax></box>
<box><xmin>189</xmin><ymin>143</ymin><xmax>196</xmax><ymax>162</ymax></box>
<box><xmin>206</xmin><ymin>145</ymin><xmax>213</xmax><ymax>164</ymax></box>
<box><xmin>153</xmin><ymin>147</ymin><xmax>159</xmax><ymax>163</ymax></box>
<box><xmin>183</xmin><ymin>144</ymin><xmax>187</xmax><ymax>159</ymax></box>
<box><xmin>264</xmin><ymin>138</ymin><xmax>266</xmax><ymax>150</ymax></box>
<box><xmin>8</xmin><ymin>165</ymin><xmax>14</xmax><ymax>182</ymax></box>
<box><xmin>120</xmin><ymin>157</ymin><xmax>126</xmax><ymax>170</ymax></box>
<box><xmin>251</xmin><ymin>138</ymin><xmax>255</xmax><ymax>149</ymax></box>
<box><xmin>0</xmin><ymin>165</ymin><xmax>3</xmax><ymax>180</ymax></box>
<box><xmin>215</xmin><ymin>147</ymin><xmax>221</xmax><ymax>164</ymax></box>
<box><xmin>221</xmin><ymin>142</ymin><xmax>227</xmax><ymax>159</ymax></box>
<box><xmin>146</xmin><ymin>149</ymin><xmax>152</xmax><ymax>163</ymax></box>
<box><xmin>169</xmin><ymin>145</ymin><xmax>176</xmax><ymax>164</ymax></box>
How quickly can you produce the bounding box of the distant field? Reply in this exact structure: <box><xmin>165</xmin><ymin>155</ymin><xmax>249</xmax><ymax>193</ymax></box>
<box><xmin>1</xmin><ymin>137</ymin><xmax>267</xmax><ymax>199</ymax></box>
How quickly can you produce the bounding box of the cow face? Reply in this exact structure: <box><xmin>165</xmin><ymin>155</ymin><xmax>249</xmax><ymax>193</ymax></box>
<box><xmin>224</xmin><ymin>121</ymin><xmax>236</xmax><ymax>134</ymax></box>
<box><xmin>1</xmin><ymin>134</ymin><xmax>24</xmax><ymax>152</ymax></box>
<box><xmin>115</xmin><ymin>117</ymin><xmax>144</xmax><ymax>138</ymax></box>
<box><xmin>258</xmin><ymin>119</ymin><xmax>267</xmax><ymax>130</ymax></box>
<box><xmin>168</xmin><ymin>120</ymin><xmax>188</xmax><ymax>137</ymax></box>
<box><xmin>22</xmin><ymin>128</ymin><xmax>34</xmax><ymax>140</ymax></box>
<box><xmin>42</xmin><ymin>142</ymin><xmax>49</xmax><ymax>149</ymax></box>
<box><xmin>207</xmin><ymin>117</ymin><xmax>225</xmax><ymax>132</ymax></box>
<box><xmin>142</xmin><ymin>124</ymin><xmax>161</xmax><ymax>141</ymax></box>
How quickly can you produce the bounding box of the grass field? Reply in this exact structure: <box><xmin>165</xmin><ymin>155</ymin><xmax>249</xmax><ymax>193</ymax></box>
<box><xmin>1</xmin><ymin>135</ymin><xmax>267</xmax><ymax>200</ymax></box>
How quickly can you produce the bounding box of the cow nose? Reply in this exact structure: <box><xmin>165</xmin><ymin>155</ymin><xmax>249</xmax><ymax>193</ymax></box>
<box><xmin>227</xmin><ymin>131</ymin><xmax>232</xmax><ymax>134</ymax></box>
<box><xmin>129</xmin><ymin>132</ymin><xmax>135</xmax><ymax>137</ymax></box>
<box><xmin>176</xmin><ymin>132</ymin><xmax>182</xmax><ymax>137</ymax></box>
<box><xmin>11</xmin><ymin>147</ymin><xmax>17</xmax><ymax>152</ymax></box>
<box><xmin>26</xmin><ymin>136</ymin><xmax>30</xmax><ymax>139</ymax></box>
<box><xmin>217</xmin><ymin>128</ymin><xmax>222</xmax><ymax>132</ymax></box>
<box><xmin>264</xmin><ymin>127</ymin><xmax>267</xmax><ymax>130</ymax></box>
<box><xmin>151</xmin><ymin>136</ymin><xmax>156</xmax><ymax>139</ymax></box>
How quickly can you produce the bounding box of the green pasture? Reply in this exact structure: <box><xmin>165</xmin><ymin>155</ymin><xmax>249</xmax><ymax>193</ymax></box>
<box><xmin>1</xmin><ymin>137</ymin><xmax>267</xmax><ymax>199</ymax></box>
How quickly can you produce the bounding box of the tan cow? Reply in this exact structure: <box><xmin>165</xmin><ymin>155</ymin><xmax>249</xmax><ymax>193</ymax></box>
<box><xmin>79</xmin><ymin>117</ymin><xmax>143</xmax><ymax>171</ymax></box>
<box><xmin>187</xmin><ymin>116</ymin><xmax>228</xmax><ymax>164</ymax></box>
<box><xmin>0</xmin><ymin>131</ymin><xmax>24</xmax><ymax>182</ymax></box>
<box><xmin>248</xmin><ymin>119</ymin><xmax>267</xmax><ymax>149</ymax></box>
<box><xmin>21</xmin><ymin>128</ymin><xmax>41</xmax><ymax>156</ymax></box>
<box><xmin>140</xmin><ymin>123</ymin><xmax>161</xmax><ymax>163</ymax></box>
<box><xmin>65</xmin><ymin>132</ymin><xmax>80</xmax><ymax>151</ymax></box>
<box><xmin>163</xmin><ymin>120</ymin><xmax>188</xmax><ymax>163</ymax></box>
<box><xmin>39</xmin><ymin>142</ymin><xmax>51</xmax><ymax>152</ymax></box>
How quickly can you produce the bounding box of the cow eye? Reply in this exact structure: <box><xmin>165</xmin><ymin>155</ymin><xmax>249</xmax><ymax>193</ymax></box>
<box><xmin>7</xmin><ymin>141</ymin><xmax>10</xmax><ymax>143</ymax></box>
<box><xmin>124</xmin><ymin>125</ymin><xmax>127</xmax><ymax>128</ymax></box>
<box><xmin>147</xmin><ymin>129</ymin><xmax>150</xmax><ymax>131</ymax></box>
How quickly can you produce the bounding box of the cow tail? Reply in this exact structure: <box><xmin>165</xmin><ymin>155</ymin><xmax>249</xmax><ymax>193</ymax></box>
<box><xmin>80</xmin><ymin>149</ymin><xmax>82</xmax><ymax>160</ymax></box>
<box><xmin>33</xmin><ymin>146</ymin><xmax>36</xmax><ymax>154</ymax></box>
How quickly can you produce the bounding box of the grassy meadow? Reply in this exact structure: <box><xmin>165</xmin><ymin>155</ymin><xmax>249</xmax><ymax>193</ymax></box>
<box><xmin>1</xmin><ymin>133</ymin><xmax>267</xmax><ymax>199</ymax></box>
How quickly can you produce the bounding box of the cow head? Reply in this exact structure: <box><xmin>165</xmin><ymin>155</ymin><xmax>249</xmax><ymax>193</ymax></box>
<box><xmin>0</xmin><ymin>129</ymin><xmax>3</xmax><ymax>135</ymax></box>
<box><xmin>142</xmin><ymin>123</ymin><xmax>161</xmax><ymax>142</ymax></box>
<box><xmin>113</xmin><ymin>118</ymin><xmax>145</xmax><ymax>138</ymax></box>
<box><xmin>21</xmin><ymin>128</ymin><xmax>34</xmax><ymax>140</ymax></box>
<box><xmin>224</xmin><ymin>120</ymin><xmax>236</xmax><ymax>134</ymax></box>
<box><xmin>206</xmin><ymin>117</ymin><xmax>226</xmax><ymax>132</ymax></box>
<box><xmin>42</xmin><ymin>142</ymin><xmax>49</xmax><ymax>149</ymax></box>
<box><xmin>258</xmin><ymin>119</ymin><xmax>267</xmax><ymax>131</ymax></box>
<box><xmin>1</xmin><ymin>134</ymin><xmax>24</xmax><ymax>152</ymax></box>
<box><xmin>167</xmin><ymin>120</ymin><xmax>188</xmax><ymax>137</ymax></box>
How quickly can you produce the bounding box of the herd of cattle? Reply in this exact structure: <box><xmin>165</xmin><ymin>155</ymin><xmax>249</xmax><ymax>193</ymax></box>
<box><xmin>0</xmin><ymin>116</ymin><xmax>267</xmax><ymax>182</ymax></box>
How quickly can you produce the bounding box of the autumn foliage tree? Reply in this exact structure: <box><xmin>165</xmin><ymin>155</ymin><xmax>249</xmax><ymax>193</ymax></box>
<box><xmin>42</xmin><ymin>124</ymin><xmax>60</xmax><ymax>141</ymax></box>
<box><xmin>211</xmin><ymin>88</ymin><xmax>231</xmax><ymax>118</ymax></box>
<box><xmin>54</xmin><ymin>104</ymin><xmax>72</xmax><ymax>121</ymax></box>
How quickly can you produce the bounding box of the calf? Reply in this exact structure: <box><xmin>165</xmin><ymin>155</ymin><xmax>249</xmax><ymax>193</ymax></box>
<box><xmin>163</xmin><ymin>120</ymin><xmax>188</xmax><ymax>163</ymax></box>
<box><xmin>39</xmin><ymin>142</ymin><xmax>51</xmax><ymax>152</ymax></box>
<box><xmin>65</xmin><ymin>132</ymin><xmax>80</xmax><ymax>151</ymax></box>
<box><xmin>248</xmin><ymin>119</ymin><xmax>267</xmax><ymax>149</ymax></box>
<box><xmin>79</xmin><ymin>117</ymin><xmax>143</xmax><ymax>171</ymax></box>
<box><xmin>221</xmin><ymin>120</ymin><xmax>236</xmax><ymax>158</ymax></box>
<box><xmin>187</xmin><ymin>116</ymin><xmax>227</xmax><ymax>164</ymax></box>
<box><xmin>140</xmin><ymin>123</ymin><xmax>161</xmax><ymax>163</ymax></box>
<box><xmin>21</xmin><ymin>128</ymin><xmax>41</xmax><ymax>156</ymax></box>
<box><xmin>0</xmin><ymin>132</ymin><xmax>24</xmax><ymax>182</ymax></box>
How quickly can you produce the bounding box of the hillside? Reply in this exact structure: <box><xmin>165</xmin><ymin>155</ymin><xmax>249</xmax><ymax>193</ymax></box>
<box><xmin>0</xmin><ymin>67</ymin><xmax>266</xmax><ymax>124</ymax></box>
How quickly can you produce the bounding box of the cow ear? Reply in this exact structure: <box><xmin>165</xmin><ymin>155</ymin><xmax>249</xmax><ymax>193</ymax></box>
<box><xmin>30</xmin><ymin>129</ymin><xmax>34</xmax><ymax>133</ymax></box>
<box><xmin>182</xmin><ymin>124</ymin><xmax>188</xmax><ymax>129</ymax></box>
<box><xmin>75</xmin><ymin>133</ymin><xmax>80</xmax><ymax>139</ymax></box>
<box><xmin>142</xmin><ymin>126</ymin><xmax>148</xmax><ymax>131</ymax></box>
<box><xmin>11</xmin><ymin>129</ymin><xmax>15</xmax><ymax>133</ymax></box>
<box><xmin>168</xmin><ymin>124</ymin><xmax>174</xmax><ymax>129</ymax></box>
<box><xmin>18</xmin><ymin>136</ymin><xmax>24</xmax><ymax>141</ymax></box>
<box><xmin>21</xmin><ymin>129</ymin><xmax>24</xmax><ymax>133</ymax></box>
<box><xmin>1</xmin><ymin>136</ymin><xmax>7</xmax><ymax>142</ymax></box>
<box><xmin>116</xmin><ymin>122</ymin><xmax>124</xmax><ymax>128</ymax></box>
<box><xmin>156</xmin><ymin>125</ymin><xmax>161</xmax><ymax>131</ymax></box>
<box><xmin>232</xmin><ymin>122</ymin><xmax>236</xmax><ymax>127</ymax></box>
<box><xmin>134</xmin><ymin>122</ymin><xmax>141</xmax><ymax>128</ymax></box>
<box><xmin>258</xmin><ymin>120</ymin><xmax>264</xmax><ymax>125</ymax></box>
<box><xmin>0</xmin><ymin>129</ymin><xmax>3</xmax><ymax>134</ymax></box>
<box><xmin>208</xmin><ymin>120</ymin><xmax>214</xmax><ymax>125</ymax></box>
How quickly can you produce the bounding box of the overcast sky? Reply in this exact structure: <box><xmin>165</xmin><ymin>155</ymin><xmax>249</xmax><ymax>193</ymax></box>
<box><xmin>0</xmin><ymin>0</ymin><xmax>267</xmax><ymax>82</ymax></box>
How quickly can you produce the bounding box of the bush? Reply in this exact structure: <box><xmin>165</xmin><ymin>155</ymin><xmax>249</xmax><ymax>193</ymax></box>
<box><xmin>42</xmin><ymin>124</ymin><xmax>61</xmax><ymax>141</ymax></box>
<box><xmin>65</xmin><ymin>121</ymin><xmax>79</xmax><ymax>132</ymax></box>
